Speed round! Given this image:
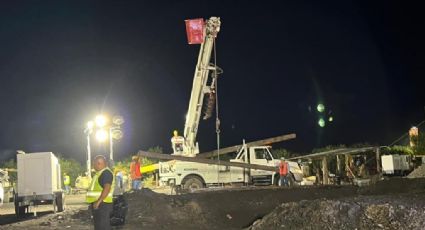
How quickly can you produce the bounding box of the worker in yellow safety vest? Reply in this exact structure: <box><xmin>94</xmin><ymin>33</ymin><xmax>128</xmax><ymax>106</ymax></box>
<box><xmin>86</xmin><ymin>155</ymin><xmax>114</xmax><ymax>230</ymax></box>
<box><xmin>63</xmin><ymin>173</ymin><xmax>71</xmax><ymax>194</ymax></box>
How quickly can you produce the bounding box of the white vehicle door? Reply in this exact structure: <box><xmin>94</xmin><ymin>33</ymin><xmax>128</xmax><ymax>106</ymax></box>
<box><xmin>250</xmin><ymin>147</ymin><xmax>274</xmax><ymax>176</ymax></box>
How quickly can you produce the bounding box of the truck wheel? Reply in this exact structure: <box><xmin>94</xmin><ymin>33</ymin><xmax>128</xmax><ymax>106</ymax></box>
<box><xmin>182</xmin><ymin>176</ymin><xmax>204</xmax><ymax>190</ymax></box>
<box><xmin>56</xmin><ymin>192</ymin><xmax>64</xmax><ymax>212</ymax></box>
<box><xmin>14</xmin><ymin>194</ymin><xmax>25</xmax><ymax>218</ymax></box>
<box><xmin>274</xmin><ymin>175</ymin><xmax>281</xmax><ymax>186</ymax></box>
<box><xmin>288</xmin><ymin>173</ymin><xmax>297</xmax><ymax>187</ymax></box>
<box><xmin>53</xmin><ymin>197</ymin><xmax>57</xmax><ymax>213</ymax></box>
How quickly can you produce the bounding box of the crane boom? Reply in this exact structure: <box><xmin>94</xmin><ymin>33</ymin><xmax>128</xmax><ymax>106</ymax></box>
<box><xmin>172</xmin><ymin>17</ymin><xmax>221</xmax><ymax>157</ymax></box>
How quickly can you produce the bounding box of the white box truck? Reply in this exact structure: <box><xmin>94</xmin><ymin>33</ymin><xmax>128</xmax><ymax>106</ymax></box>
<box><xmin>14</xmin><ymin>152</ymin><xmax>64</xmax><ymax>217</ymax></box>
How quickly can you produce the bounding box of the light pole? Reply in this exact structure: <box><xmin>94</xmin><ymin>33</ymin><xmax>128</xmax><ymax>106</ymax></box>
<box><xmin>109</xmin><ymin>116</ymin><xmax>124</xmax><ymax>162</ymax></box>
<box><xmin>84</xmin><ymin>121</ymin><xmax>94</xmax><ymax>179</ymax></box>
<box><xmin>92</xmin><ymin>114</ymin><xmax>124</xmax><ymax>165</ymax></box>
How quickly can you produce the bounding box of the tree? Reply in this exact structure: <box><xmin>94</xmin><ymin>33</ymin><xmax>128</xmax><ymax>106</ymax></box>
<box><xmin>382</xmin><ymin>145</ymin><xmax>414</xmax><ymax>155</ymax></box>
<box><xmin>58</xmin><ymin>156</ymin><xmax>85</xmax><ymax>187</ymax></box>
<box><xmin>273</xmin><ymin>148</ymin><xmax>295</xmax><ymax>159</ymax></box>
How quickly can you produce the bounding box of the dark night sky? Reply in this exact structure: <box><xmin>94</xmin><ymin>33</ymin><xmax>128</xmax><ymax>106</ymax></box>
<box><xmin>0</xmin><ymin>1</ymin><xmax>424</xmax><ymax>163</ymax></box>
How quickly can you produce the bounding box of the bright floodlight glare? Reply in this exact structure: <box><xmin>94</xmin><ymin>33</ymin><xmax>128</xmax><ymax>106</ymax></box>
<box><xmin>95</xmin><ymin>129</ymin><xmax>108</xmax><ymax>142</ymax></box>
<box><xmin>317</xmin><ymin>104</ymin><xmax>325</xmax><ymax>113</ymax></box>
<box><xmin>329</xmin><ymin>116</ymin><xmax>334</xmax><ymax>122</ymax></box>
<box><xmin>87</xmin><ymin>121</ymin><xmax>94</xmax><ymax>129</ymax></box>
<box><xmin>318</xmin><ymin>118</ymin><xmax>325</xmax><ymax>127</ymax></box>
<box><xmin>95</xmin><ymin>115</ymin><xmax>108</xmax><ymax>127</ymax></box>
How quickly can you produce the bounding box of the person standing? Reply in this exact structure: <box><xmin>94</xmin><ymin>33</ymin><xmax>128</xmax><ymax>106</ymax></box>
<box><xmin>279</xmin><ymin>157</ymin><xmax>290</xmax><ymax>187</ymax></box>
<box><xmin>130</xmin><ymin>156</ymin><xmax>142</xmax><ymax>190</ymax></box>
<box><xmin>63</xmin><ymin>173</ymin><xmax>71</xmax><ymax>194</ymax></box>
<box><xmin>86</xmin><ymin>155</ymin><xmax>114</xmax><ymax>230</ymax></box>
<box><xmin>115</xmin><ymin>169</ymin><xmax>124</xmax><ymax>194</ymax></box>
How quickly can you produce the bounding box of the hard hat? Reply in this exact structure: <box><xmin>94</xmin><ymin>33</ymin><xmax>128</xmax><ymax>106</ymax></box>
<box><xmin>280</xmin><ymin>157</ymin><xmax>285</xmax><ymax>160</ymax></box>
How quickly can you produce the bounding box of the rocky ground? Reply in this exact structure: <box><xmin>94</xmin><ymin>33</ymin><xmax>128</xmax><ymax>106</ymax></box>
<box><xmin>1</xmin><ymin>178</ymin><xmax>425</xmax><ymax>230</ymax></box>
<box><xmin>249</xmin><ymin>193</ymin><xmax>425</xmax><ymax>230</ymax></box>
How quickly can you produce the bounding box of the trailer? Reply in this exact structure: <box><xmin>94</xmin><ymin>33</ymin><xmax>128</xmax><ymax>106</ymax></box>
<box><xmin>14</xmin><ymin>152</ymin><xmax>64</xmax><ymax>217</ymax></box>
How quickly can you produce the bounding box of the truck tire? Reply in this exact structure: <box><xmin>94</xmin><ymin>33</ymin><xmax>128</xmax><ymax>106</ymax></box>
<box><xmin>275</xmin><ymin>174</ymin><xmax>296</xmax><ymax>187</ymax></box>
<box><xmin>182</xmin><ymin>176</ymin><xmax>204</xmax><ymax>190</ymax></box>
<box><xmin>14</xmin><ymin>194</ymin><xmax>25</xmax><ymax>218</ymax></box>
<box><xmin>56</xmin><ymin>192</ymin><xmax>64</xmax><ymax>212</ymax></box>
<box><xmin>288</xmin><ymin>173</ymin><xmax>297</xmax><ymax>187</ymax></box>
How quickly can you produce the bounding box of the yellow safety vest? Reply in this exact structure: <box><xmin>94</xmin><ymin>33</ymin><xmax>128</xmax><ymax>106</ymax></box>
<box><xmin>64</xmin><ymin>175</ymin><xmax>70</xmax><ymax>185</ymax></box>
<box><xmin>86</xmin><ymin>167</ymin><xmax>114</xmax><ymax>203</ymax></box>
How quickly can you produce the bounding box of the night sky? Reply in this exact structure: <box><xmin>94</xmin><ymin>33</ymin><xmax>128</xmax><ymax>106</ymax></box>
<box><xmin>0</xmin><ymin>1</ymin><xmax>424</xmax><ymax>163</ymax></box>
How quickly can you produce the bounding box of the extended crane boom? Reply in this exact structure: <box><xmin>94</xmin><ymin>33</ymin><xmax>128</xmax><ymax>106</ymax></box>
<box><xmin>172</xmin><ymin>17</ymin><xmax>221</xmax><ymax>157</ymax></box>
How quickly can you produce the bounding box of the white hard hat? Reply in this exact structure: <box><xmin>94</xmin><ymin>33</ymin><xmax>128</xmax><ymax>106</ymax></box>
<box><xmin>280</xmin><ymin>157</ymin><xmax>285</xmax><ymax>160</ymax></box>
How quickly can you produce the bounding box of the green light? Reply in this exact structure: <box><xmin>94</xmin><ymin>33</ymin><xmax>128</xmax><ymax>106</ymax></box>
<box><xmin>329</xmin><ymin>116</ymin><xmax>333</xmax><ymax>122</ymax></box>
<box><xmin>318</xmin><ymin>118</ymin><xmax>325</xmax><ymax>127</ymax></box>
<box><xmin>317</xmin><ymin>104</ymin><xmax>325</xmax><ymax>113</ymax></box>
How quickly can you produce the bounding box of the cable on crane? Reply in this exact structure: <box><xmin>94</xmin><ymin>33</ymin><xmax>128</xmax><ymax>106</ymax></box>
<box><xmin>213</xmin><ymin>37</ymin><xmax>223</xmax><ymax>187</ymax></box>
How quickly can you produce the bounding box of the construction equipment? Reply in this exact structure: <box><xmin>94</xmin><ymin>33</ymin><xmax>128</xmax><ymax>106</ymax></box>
<box><xmin>14</xmin><ymin>152</ymin><xmax>64</xmax><ymax>217</ymax></box>
<box><xmin>140</xmin><ymin>141</ymin><xmax>304</xmax><ymax>189</ymax></box>
<box><xmin>141</xmin><ymin>17</ymin><xmax>304</xmax><ymax>190</ymax></box>
<box><xmin>141</xmin><ymin>133</ymin><xmax>296</xmax><ymax>175</ymax></box>
<box><xmin>171</xmin><ymin>17</ymin><xmax>221</xmax><ymax>157</ymax></box>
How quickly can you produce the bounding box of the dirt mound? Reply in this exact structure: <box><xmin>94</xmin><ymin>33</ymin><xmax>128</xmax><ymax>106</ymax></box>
<box><xmin>248</xmin><ymin>193</ymin><xmax>425</xmax><ymax>230</ymax></box>
<box><xmin>123</xmin><ymin>179</ymin><xmax>425</xmax><ymax>230</ymax></box>
<box><xmin>407</xmin><ymin>165</ymin><xmax>425</xmax><ymax>178</ymax></box>
<box><xmin>3</xmin><ymin>178</ymin><xmax>425</xmax><ymax>229</ymax></box>
<box><xmin>123</xmin><ymin>186</ymin><xmax>359</xmax><ymax>230</ymax></box>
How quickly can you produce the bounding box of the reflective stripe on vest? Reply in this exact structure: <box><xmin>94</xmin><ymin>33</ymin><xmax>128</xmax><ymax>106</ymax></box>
<box><xmin>86</xmin><ymin>167</ymin><xmax>114</xmax><ymax>203</ymax></box>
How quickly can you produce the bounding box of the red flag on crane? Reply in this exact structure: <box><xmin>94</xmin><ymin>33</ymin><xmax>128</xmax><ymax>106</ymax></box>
<box><xmin>185</xmin><ymin>18</ymin><xmax>205</xmax><ymax>44</ymax></box>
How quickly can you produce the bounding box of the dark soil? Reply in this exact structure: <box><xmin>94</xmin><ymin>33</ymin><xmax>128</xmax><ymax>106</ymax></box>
<box><xmin>3</xmin><ymin>178</ymin><xmax>425</xmax><ymax>230</ymax></box>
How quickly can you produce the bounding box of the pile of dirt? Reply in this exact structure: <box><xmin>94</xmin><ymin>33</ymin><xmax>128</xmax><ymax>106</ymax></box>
<box><xmin>407</xmin><ymin>165</ymin><xmax>425</xmax><ymax>178</ymax></box>
<box><xmin>248</xmin><ymin>193</ymin><xmax>425</xmax><ymax>230</ymax></box>
<box><xmin>122</xmin><ymin>186</ymin><xmax>359</xmax><ymax>230</ymax></box>
<box><xmin>119</xmin><ymin>178</ymin><xmax>425</xmax><ymax>230</ymax></box>
<box><xmin>3</xmin><ymin>178</ymin><xmax>425</xmax><ymax>229</ymax></box>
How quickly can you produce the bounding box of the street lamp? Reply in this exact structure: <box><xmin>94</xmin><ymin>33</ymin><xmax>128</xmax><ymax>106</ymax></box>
<box><xmin>84</xmin><ymin>121</ymin><xmax>94</xmax><ymax>179</ymax></box>
<box><xmin>86</xmin><ymin>114</ymin><xmax>124</xmax><ymax>168</ymax></box>
<box><xmin>95</xmin><ymin>129</ymin><xmax>108</xmax><ymax>142</ymax></box>
<box><xmin>95</xmin><ymin>114</ymin><xmax>107</xmax><ymax>128</ymax></box>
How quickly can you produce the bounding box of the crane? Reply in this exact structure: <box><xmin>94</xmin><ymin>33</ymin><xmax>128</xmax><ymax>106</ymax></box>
<box><xmin>171</xmin><ymin>17</ymin><xmax>222</xmax><ymax>157</ymax></box>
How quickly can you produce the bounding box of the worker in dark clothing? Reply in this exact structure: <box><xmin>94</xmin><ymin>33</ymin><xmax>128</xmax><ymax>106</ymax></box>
<box><xmin>86</xmin><ymin>155</ymin><xmax>114</xmax><ymax>230</ymax></box>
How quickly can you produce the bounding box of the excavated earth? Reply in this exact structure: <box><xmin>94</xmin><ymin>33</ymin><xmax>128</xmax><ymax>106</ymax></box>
<box><xmin>1</xmin><ymin>178</ymin><xmax>425</xmax><ymax>230</ymax></box>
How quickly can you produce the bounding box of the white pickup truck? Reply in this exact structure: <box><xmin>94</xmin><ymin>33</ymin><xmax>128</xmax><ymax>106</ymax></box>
<box><xmin>159</xmin><ymin>143</ymin><xmax>304</xmax><ymax>189</ymax></box>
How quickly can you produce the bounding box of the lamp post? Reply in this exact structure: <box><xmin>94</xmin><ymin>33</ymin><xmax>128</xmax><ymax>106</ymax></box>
<box><xmin>84</xmin><ymin>121</ymin><xmax>94</xmax><ymax>179</ymax></box>
<box><xmin>91</xmin><ymin>114</ymin><xmax>124</xmax><ymax>166</ymax></box>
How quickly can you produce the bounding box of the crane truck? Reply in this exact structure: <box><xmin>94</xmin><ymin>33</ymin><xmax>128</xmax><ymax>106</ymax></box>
<box><xmin>140</xmin><ymin>17</ymin><xmax>304</xmax><ymax>190</ymax></box>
